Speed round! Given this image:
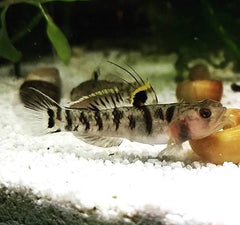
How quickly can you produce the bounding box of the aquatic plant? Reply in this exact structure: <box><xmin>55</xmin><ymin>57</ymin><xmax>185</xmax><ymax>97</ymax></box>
<box><xmin>174</xmin><ymin>0</ymin><xmax>240</xmax><ymax>82</ymax></box>
<box><xmin>0</xmin><ymin>0</ymin><xmax>86</xmax><ymax>65</ymax></box>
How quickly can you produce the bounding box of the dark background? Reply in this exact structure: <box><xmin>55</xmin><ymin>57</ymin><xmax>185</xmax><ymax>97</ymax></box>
<box><xmin>3</xmin><ymin>0</ymin><xmax>240</xmax><ymax>77</ymax></box>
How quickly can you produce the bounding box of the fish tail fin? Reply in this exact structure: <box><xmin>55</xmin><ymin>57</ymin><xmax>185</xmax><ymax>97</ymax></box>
<box><xmin>19</xmin><ymin>87</ymin><xmax>64</xmax><ymax>134</ymax></box>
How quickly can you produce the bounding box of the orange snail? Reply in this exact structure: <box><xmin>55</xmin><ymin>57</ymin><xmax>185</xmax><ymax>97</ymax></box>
<box><xmin>176</xmin><ymin>64</ymin><xmax>240</xmax><ymax>164</ymax></box>
<box><xmin>189</xmin><ymin>109</ymin><xmax>240</xmax><ymax>164</ymax></box>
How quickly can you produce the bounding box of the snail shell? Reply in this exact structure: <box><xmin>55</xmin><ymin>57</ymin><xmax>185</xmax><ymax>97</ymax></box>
<box><xmin>189</xmin><ymin>64</ymin><xmax>211</xmax><ymax>81</ymax></box>
<box><xmin>20</xmin><ymin>67</ymin><xmax>62</xmax><ymax>103</ymax></box>
<box><xmin>189</xmin><ymin>109</ymin><xmax>240</xmax><ymax>164</ymax></box>
<box><xmin>176</xmin><ymin>80</ymin><xmax>223</xmax><ymax>103</ymax></box>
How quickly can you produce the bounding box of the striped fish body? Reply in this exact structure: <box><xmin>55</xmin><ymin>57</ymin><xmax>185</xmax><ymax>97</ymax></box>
<box><xmin>51</xmin><ymin>99</ymin><xmax>226</xmax><ymax>147</ymax></box>
<box><xmin>63</xmin><ymin>105</ymin><xmax>170</xmax><ymax>145</ymax></box>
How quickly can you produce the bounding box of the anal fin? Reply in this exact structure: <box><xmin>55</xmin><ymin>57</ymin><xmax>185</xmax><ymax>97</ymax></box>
<box><xmin>76</xmin><ymin>134</ymin><xmax>123</xmax><ymax>148</ymax></box>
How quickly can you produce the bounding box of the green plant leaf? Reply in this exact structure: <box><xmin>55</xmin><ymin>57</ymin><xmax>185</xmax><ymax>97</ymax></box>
<box><xmin>38</xmin><ymin>4</ymin><xmax>71</xmax><ymax>64</ymax></box>
<box><xmin>0</xmin><ymin>7</ymin><xmax>22</xmax><ymax>62</ymax></box>
<box><xmin>46</xmin><ymin>16</ymin><xmax>71</xmax><ymax>64</ymax></box>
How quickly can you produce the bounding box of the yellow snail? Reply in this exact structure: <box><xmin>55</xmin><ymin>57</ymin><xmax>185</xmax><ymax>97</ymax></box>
<box><xmin>190</xmin><ymin>109</ymin><xmax>240</xmax><ymax>164</ymax></box>
<box><xmin>176</xmin><ymin>79</ymin><xmax>223</xmax><ymax>103</ymax></box>
<box><xmin>176</xmin><ymin>64</ymin><xmax>223</xmax><ymax>103</ymax></box>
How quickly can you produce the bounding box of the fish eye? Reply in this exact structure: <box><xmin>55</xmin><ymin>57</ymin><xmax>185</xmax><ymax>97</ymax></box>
<box><xmin>199</xmin><ymin>108</ymin><xmax>212</xmax><ymax>118</ymax></box>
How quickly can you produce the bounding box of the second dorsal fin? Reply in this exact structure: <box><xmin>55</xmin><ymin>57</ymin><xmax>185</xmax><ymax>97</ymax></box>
<box><xmin>67</xmin><ymin>62</ymin><xmax>158</xmax><ymax>110</ymax></box>
<box><xmin>107</xmin><ymin>61</ymin><xmax>158</xmax><ymax>106</ymax></box>
<box><xmin>130</xmin><ymin>82</ymin><xmax>158</xmax><ymax>107</ymax></box>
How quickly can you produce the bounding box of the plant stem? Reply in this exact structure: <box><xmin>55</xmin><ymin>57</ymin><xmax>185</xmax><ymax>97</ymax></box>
<box><xmin>11</xmin><ymin>12</ymin><xmax>43</xmax><ymax>43</ymax></box>
<box><xmin>37</xmin><ymin>2</ymin><xmax>49</xmax><ymax>20</ymax></box>
<box><xmin>14</xmin><ymin>62</ymin><xmax>21</xmax><ymax>77</ymax></box>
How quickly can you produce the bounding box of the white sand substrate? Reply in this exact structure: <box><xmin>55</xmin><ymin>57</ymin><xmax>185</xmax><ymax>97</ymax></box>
<box><xmin>0</xmin><ymin>49</ymin><xmax>240</xmax><ymax>225</ymax></box>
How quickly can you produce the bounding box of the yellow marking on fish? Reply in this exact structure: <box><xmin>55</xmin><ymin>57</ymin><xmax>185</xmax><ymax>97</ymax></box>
<box><xmin>130</xmin><ymin>82</ymin><xmax>151</xmax><ymax>104</ymax></box>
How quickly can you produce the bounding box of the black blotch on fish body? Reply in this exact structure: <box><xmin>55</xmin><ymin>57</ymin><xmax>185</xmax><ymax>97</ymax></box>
<box><xmin>65</xmin><ymin>110</ymin><xmax>73</xmax><ymax>131</ymax></box>
<box><xmin>178</xmin><ymin>123</ymin><xmax>189</xmax><ymax>142</ymax></box>
<box><xmin>57</xmin><ymin>107</ymin><xmax>62</xmax><ymax>121</ymax></box>
<box><xmin>140</xmin><ymin>105</ymin><xmax>152</xmax><ymax>134</ymax></box>
<box><xmin>154</xmin><ymin>107</ymin><xmax>164</xmax><ymax>120</ymax></box>
<box><xmin>103</xmin><ymin>112</ymin><xmax>110</xmax><ymax>120</ymax></box>
<box><xmin>166</xmin><ymin>105</ymin><xmax>175</xmax><ymax>123</ymax></box>
<box><xmin>94</xmin><ymin>111</ymin><xmax>103</xmax><ymax>131</ymax></box>
<box><xmin>112</xmin><ymin>108</ymin><xmax>124</xmax><ymax>130</ymax></box>
<box><xmin>47</xmin><ymin>109</ymin><xmax>55</xmax><ymax>128</ymax></box>
<box><xmin>79</xmin><ymin>112</ymin><xmax>90</xmax><ymax>131</ymax></box>
<box><xmin>128</xmin><ymin>115</ymin><xmax>136</xmax><ymax>130</ymax></box>
<box><xmin>133</xmin><ymin>91</ymin><xmax>147</xmax><ymax>108</ymax></box>
<box><xmin>73</xmin><ymin>125</ymin><xmax>79</xmax><ymax>131</ymax></box>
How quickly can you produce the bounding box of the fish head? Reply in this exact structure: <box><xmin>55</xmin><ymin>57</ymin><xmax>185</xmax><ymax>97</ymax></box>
<box><xmin>169</xmin><ymin>99</ymin><xmax>227</xmax><ymax>143</ymax></box>
<box><xmin>183</xmin><ymin>99</ymin><xmax>227</xmax><ymax>140</ymax></box>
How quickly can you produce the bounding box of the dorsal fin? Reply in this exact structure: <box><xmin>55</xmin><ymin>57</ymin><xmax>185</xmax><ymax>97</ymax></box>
<box><xmin>67</xmin><ymin>62</ymin><xmax>158</xmax><ymax>110</ymax></box>
<box><xmin>130</xmin><ymin>82</ymin><xmax>151</xmax><ymax>103</ymax></box>
<box><xmin>67</xmin><ymin>87</ymin><xmax>126</xmax><ymax>110</ymax></box>
<box><xmin>107</xmin><ymin>61</ymin><xmax>158</xmax><ymax>106</ymax></box>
